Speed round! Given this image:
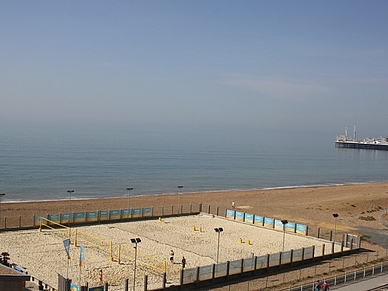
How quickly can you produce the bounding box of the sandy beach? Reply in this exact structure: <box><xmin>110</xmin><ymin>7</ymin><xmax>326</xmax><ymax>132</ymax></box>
<box><xmin>2</xmin><ymin>183</ymin><xmax>388</xmax><ymax>236</ymax></box>
<box><xmin>1</xmin><ymin>183</ymin><xmax>388</xmax><ymax>290</ymax></box>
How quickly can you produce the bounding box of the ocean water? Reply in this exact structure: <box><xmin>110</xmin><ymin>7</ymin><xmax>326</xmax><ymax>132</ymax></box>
<box><xmin>1</xmin><ymin>123</ymin><xmax>388</xmax><ymax>202</ymax></box>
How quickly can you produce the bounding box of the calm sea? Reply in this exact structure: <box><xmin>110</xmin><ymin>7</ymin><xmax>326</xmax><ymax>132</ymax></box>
<box><xmin>1</xmin><ymin>122</ymin><xmax>388</xmax><ymax>202</ymax></box>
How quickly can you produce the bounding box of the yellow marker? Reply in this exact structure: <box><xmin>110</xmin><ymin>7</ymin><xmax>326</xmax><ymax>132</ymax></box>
<box><xmin>158</xmin><ymin>217</ymin><xmax>162</xmax><ymax>222</ymax></box>
<box><xmin>239</xmin><ymin>238</ymin><xmax>243</xmax><ymax>243</ymax></box>
<box><xmin>246</xmin><ymin>240</ymin><xmax>251</xmax><ymax>245</ymax></box>
<box><xmin>192</xmin><ymin>226</ymin><xmax>196</xmax><ymax>231</ymax></box>
<box><xmin>199</xmin><ymin>227</ymin><xmax>202</xmax><ymax>232</ymax></box>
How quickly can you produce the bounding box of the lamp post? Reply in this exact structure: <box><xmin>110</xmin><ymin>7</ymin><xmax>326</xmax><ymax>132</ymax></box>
<box><xmin>214</xmin><ymin>227</ymin><xmax>223</xmax><ymax>264</ymax></box>
<box><xmin>333</xmin><ymin>213</ymin><xmax>339</xmax><ymax>241</ymax></box>
<box><xmin>177</xmin><ymin>186</ymin><xmax>183</xmax><ymax>214</ymax></box>
<box><xmin>0</xmin><ymin>193</ymin><xmax>5</xmax><ymax>227</ymax></box>
<box><xmin>126</xmin><ymin>187</ymin><xmax>133</xmax><ymax>219</ymax></box>
<box><xmin>131</xmin><ymin>237</ymin><xmax>141</xmax><ymax>291</ymax></box>
<box><xmin>281</xmin><ymin>220</ymin><xmax>288</xmax><ymax>252</ymax></box>
<box><xmin>67</xmin><ymin>190</ymin><xmax>74</xmax><ymax>226</ymax></box>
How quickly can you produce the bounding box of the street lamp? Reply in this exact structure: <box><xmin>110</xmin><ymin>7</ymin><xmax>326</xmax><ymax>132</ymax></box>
<box><xmin>67</xmin><ymin>190</ymin><xmax>74</xmax><ymax>226</ymax></box>
<box><xmin>126</xmin><ymin>187</ymin><xmax>133</xmax><ymax>219</ymax></box>
<box><xmin>177</xmin><ymin>186</ymin><xmax>183</xmax><ymax>214</ymax></box>
<box><xmin>333</xmin><ymin>213</ymin><xmax>339</xmax><ymax>240</ymax></box>
<box><xmin>214</xmin><ymin>227</ymin><xmax>223</xmax><ymax>264</ymax></box>
<box><xmin>281</xmin><ymin>220</ymin><xmax>288</xmax><ymax>252</ymax></box>
<box><xmin>131</xmin><ymin>237</ymin><xmax>141</xmax><ymax>291</ymax></box>
<box><xmin>0</xmin><ymin>193</ymin><xmax>5</xmax><ymax>227</ymax></box>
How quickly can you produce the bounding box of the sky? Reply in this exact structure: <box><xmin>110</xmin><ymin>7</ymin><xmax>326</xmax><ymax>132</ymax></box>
<box><xmin>2</xmin><ymin>1</ymin><xmax>388</xmax><ymax>137</ymax></box>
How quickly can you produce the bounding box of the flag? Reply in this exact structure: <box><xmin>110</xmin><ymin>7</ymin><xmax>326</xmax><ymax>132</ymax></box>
<box><xmin>79</xmin><ymin>246</ymin><xmax>85</xmax><ymax>268</ymax></box>
<box><xmin>63</xmin><ymin>239</ymin><xmax>71</xmax><ymax>259</ymax></box>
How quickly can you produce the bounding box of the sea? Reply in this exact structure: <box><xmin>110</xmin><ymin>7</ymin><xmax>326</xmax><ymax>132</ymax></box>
<box><xmin>1</xmin><ymin>122</ymin><xmax>388</xmax><ymax>203</ymax></box>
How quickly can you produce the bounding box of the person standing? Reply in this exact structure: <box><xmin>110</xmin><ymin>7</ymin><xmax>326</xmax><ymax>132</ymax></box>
<box><xmin>98</xmin><ymin>269</ymin><xmax>103</xmax><ymax>285</ymax></box>
<box><xmin>232</xmin><ymin>201</ymin><xmax>235</xmax><ymax>208</ymax></box>
<box><xmin>181</xmin><ymin>256</ymin><xmax>186</xmax><ymax>269</ymax></box>
<box><xmin>321</xmin><ymin>281</ymin><xmax>329</xmax><ymax>290</ymax></box>
<box><xmin>314</xmin><ymin>280</ymin><xmax>321</xmax><ymax>291</ymax></box>
<box><xmin>169</xmin><ymin>250</ymin><xmax>174</xmax><ymax>263</ymax></box>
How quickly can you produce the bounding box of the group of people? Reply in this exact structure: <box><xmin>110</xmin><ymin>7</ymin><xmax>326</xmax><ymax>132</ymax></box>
<box><xmin>170</xmin><ymin>250</ymin><xmax>186</xmax><ymax>268</ymax></box>
<box><xmin>315</xmin><ymin>280</ymin><xmax>330</xmax><ymax>291</ymax></box>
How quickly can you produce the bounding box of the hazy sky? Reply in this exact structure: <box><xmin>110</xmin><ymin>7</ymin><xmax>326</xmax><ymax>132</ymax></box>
<box><xmin>2</xmin><ymin>1</ymin><xmax>388</xmax><ymax>135</ymax></box>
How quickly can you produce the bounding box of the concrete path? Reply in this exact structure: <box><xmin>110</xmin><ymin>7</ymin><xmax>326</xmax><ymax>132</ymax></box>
<box><xmin>332</xmin><ymin>273</ymin><xmax>388</xmax><ymax>290</ymax></box>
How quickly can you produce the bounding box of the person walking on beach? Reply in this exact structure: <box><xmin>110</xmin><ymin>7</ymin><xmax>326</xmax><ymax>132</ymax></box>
<box><xmin>98</xmin><ymin>269</ymin><xmax>103</xmax><ymax>285</ymax></box>
<box><xmin>314</xmin><ymin>280</ymin><xmax>321</xmax><ymax>291</ymax></box>
<box><xmin>321</xmin><ymin>281</ymin><xmax>329</xmax><ymax>290</ymax></box>
<box><xmin>181</xmin><ymin>256</ymin><xmax>186</xmax><ymax>269</ymax></box>
<box><xmin>169</xmin><ymin>250</ymin><xmax>174</xmax><ymax>263</ymax></box>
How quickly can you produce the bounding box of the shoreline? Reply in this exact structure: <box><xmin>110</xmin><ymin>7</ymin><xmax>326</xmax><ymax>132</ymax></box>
<box><xmin>2</xmin><ymin>181</ymin><xmax>384</xmax><ymax>204</ymax></box>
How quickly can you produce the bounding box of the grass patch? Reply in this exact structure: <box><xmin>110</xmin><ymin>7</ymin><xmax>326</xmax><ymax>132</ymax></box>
<box><xmin>359</xmin><ymin>216</ymin><xmax>376</xmax><ymax>221</ymax></box>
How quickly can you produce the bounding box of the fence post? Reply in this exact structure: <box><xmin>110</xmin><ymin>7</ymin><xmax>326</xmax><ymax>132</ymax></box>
<box><xmin>162</xmin><ymin>272</ymin><xmax>166</xmax><ymax>290</ymax></box>
<box><xmin>207</xmin><ymin>205</ymin><xmax>211</xmax><ymax>214</ymax></box>
<box><xmin>196</xmin><ymin>266</ymin><xmax>200</xmax><ymax>288</ymax></box>
<box><xmin>312</xmin><ymin>246</ymin><xmax>315</xmax><ymax>261</ymax></box>
<box><xmin>322</xmin><ymin>244</ymin><xmax>325</xmax><ymax>258</ymax></box>
<box><xmin>18</xmin><ymin>216</ymin><xmax>21</xmax><ymax>228</ymax></box>
<box><xmin>144</xmin><ymin>275</ymin><xmax>148</xmax><ymax>291</ymax></box>
<box><xmin>216</xmin><ymin>207</ymin><xmax>219</xmax><ymax>216</ymax></box>
<box><xmin>104</xmin><ymin>282</ymin><xmax>108</xmax><ymax>291</ymax></box>
<box><xmin>190</xmin><ymin>204</ymin><xmax>192</xmax><ymax>213</ymax></box>
<box><xmin>199</xmin><ymin>203</ymin><xmax>202</xmax><ymax>212</ymax></box>
<box><xmin>124</xmin><ymin>279</ymin><xmax>128</xmax><ymax>291</ymax></box>
<box><xmin>180</xmin><ymin>269</ymin><xmax>184</xmax><ymax>289</ymax></box>
<box><xmin>279</xmin><ymin>252</ymin><xmax>282</xmax><ymax>269</ymax></box>
<box><xmin>161</xmin><ymin>206</ymin><xmax>164</xmax><ymax>216</ymax></box>
<box><xmin>317</xmin><ymin>227</ymin><xmax>320</xmax><ymax>239</ymax></box>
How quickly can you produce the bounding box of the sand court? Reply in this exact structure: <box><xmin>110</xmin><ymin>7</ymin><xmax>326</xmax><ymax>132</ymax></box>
<box><xmin>0</xmin><ymin>213</ymin><xmax>341</xmax><ymax>290</ymax></box>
